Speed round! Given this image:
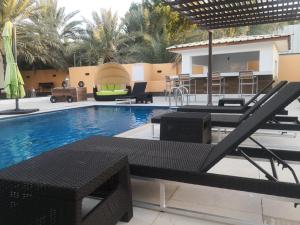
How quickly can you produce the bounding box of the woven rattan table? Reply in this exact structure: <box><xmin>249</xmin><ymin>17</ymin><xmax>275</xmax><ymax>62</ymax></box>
<box><xmin>0</xmin><ymin>149</ymin><xmax>133</xmax><ymax>225</ymax></box>
<box><xmin>160</xmin><ymin>112</ymin><xmax>211</xmax><ymax>143</ymax></box>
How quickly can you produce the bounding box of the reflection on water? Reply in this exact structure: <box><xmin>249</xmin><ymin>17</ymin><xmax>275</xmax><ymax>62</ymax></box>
<box><xmin>0</xmin><ymin>106</ymin><xmax>168</xmax><ymax>169</ymax></box>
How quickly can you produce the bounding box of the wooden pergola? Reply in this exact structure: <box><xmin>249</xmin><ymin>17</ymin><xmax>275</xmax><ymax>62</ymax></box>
<box><xmin>162</xmin><ymin>0</ymin><xmax>300</xmax><ymax>105</ymax></box>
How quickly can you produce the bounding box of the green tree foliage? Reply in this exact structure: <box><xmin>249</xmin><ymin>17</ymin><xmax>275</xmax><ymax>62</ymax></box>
<box><xmin>121</xmin><ymin>0</ymin><xmax>201</xmax><ymax>63</ymax></box>
<box><xmin>120</xmin><ymin>0</ymin><xmax>290</xmax><ymax>64</ymax></box>
<box><xmin>0</xmin><ymin>0</ymin><xmax>36</xmax><ymax>78</ymax></box>
<box><xmin>0</xmin><ymin>0</ymin><xmax>36</xmax><ymax>31</ymax></box>
<box><xmin>76</xmin><ymin>9</ymin><xmax>128</xmax><ymax>65</ymax></box>
<box><xmin>18</xmin><ymin>0</ymin><xmax>83</xmax><ymax>70</ymax></box>
<box><xmin>1</xmin><ymin>0</ymin><xmax>297</xmax><ymax>70</ymax></box>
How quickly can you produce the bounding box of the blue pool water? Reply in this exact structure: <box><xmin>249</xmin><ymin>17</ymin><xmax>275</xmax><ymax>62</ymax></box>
<box><xmin>0</xmin><ymin>106</ymin><xmax>168</xmax><ymax>170</ymax></box>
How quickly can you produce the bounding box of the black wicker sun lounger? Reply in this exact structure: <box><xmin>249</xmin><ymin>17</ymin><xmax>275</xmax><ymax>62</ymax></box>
<box><xmin>117</xmin><ymin>82</ymin><xmax>153</xmax><ymax>103</ymax></box>
<box><xmin>178</xmin><ymin>80</ymin><xmax>287</xmax><ymax>114</ymax></box>
<box><xmin>57</xmin><ymin>83</ymin><xmax>300</xmax><ymax>202</ymax></box>
<box><xmin>210</xmin><ymin>113</ymin><xmax>300</xmax><ymax>131</ymax></box>
<box><xmin>152</xmin><ymin>81</ymin><xmax>300</xmax><ymax>131</ymax></box>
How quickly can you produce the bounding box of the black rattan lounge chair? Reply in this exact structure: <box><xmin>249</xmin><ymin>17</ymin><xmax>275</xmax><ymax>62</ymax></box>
<box><xmin>178</xmin><ymin>80</ymin><xmax>287</xmax><ymax>114</ymax></box>
<box><xmin>58</xmin><ymin>83</ymin><xmax>300</xmax><ymax>202</ymax></box>
<box><xmin>118</xmin><ymin>82</ymin><xmax>153</xmax><ymax>103</ymax></box>
<box><xmin>210</xmin><ymin>113</ymin><xmax>300</xmax><ymax>131</ymax></box>
<box><xmin>218</xmin><ymin>80</ymin><xmax>275</xmax><ymax>107</ymax></box>
<box><xmin>152</xmin><ymin>81</ymin><xmax>300</xmax><ymax>131</ymax></box>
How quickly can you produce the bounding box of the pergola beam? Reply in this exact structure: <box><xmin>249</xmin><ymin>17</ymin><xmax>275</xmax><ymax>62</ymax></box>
<box><xmin>193</xmin><ymin>14</ymin><xmax>300</xmax><ymax>30</ymax></box>
<box><xmin>165</xmin><ymin>0</ymin><xmax>300</xmax><ymax>30</ymax></box>
<box><xmin>188</xmin><ymin>4</ymin><xmax>300</xmax><ymax>20</ymax></box>
<box><xmin>167</xmin><ymin>0</ymin><xmax>299</xmax><ymax>14</ymax></box>
<box><xmin>162</xmin><ymin>0</ymin><xmax>300</xmax><ymax>105</ymax></box>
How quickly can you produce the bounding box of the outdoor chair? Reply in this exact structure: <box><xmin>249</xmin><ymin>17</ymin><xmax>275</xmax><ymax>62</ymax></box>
<box><xmin>164</xmin><ymin>75</ymin><xmax>172</xmax><ymax>100</ymax></box>
<box><xmin>152</xmin><ymin>81</ymin><xmax>300</xmax><ymax>132</ymax></box>
<box><xmin>55</xmin><ymin>82</ymin><xmax>300</xmax><ymax>206</ymax></box>
<box><xmin>209</xmin><ymin>72</ymin><xmax>225</xmax><ymax>96</ymax></box>
<box><xmin>178</xmin><ymin>80</ymin><xmax>287</xmax><ymax>114</ymax></box>
<box><xmin>217</xmin><ymin>80</ymin><xmax>275</xmax><ymax>107</ymax></box>
<box><xmin>218</xmin><ymin>80</ymin><xmax>276</xmax><ymax>107</ymax></box>
<box><xmin>118</xmin><ymin>82</ymin><xmax>153</xmax><ymax>104</ymax></box>
<box><xmin>178</xmin><ymin>73</ymin><xmax>198</xmax><ymax>101</ymax></box>
<box><xmin>178</xmin><ymin>74</ymin><xmax>191</xmax><ymax>92</ymax></box>
<box><xmin>238</xmin><ymin>70</ymin><xmax>258</xmax><ymax>95</ymax></box>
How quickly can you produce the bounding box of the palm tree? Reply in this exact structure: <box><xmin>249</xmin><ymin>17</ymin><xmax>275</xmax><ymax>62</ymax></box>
<box><xmin>77</xmin><ymin>9</ymin><xmax>128</xmax><ymax>65</ymax></box>
<box><xmin>18</xmin><ymin>0</ymin><xmax>83</xmax><ymax>70</ymax></box>
<box><xmin>0</xmin><ymin>0</ymin><xmax>36</xmax><ymax>30</ymax></box>
<box><xmin>122</xmin><ymin>1</ymin><xmax>201</xmax><ymax>63</ymax></box>
<box><xmin>0</xmin><ymin>0</ymin><xmax>36</xmax><ymax>87</ymax></box>
<box><xmin>128</xmin><ymin>22</ymin><xmax>176</xmax><ymax>63</ymax></box>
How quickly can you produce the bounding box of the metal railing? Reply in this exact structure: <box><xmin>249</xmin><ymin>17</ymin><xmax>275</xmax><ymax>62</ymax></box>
<box><xmin>168</xmin><ymin>86</ymin><xmax>189</xmax><ymax>107</ymax></box>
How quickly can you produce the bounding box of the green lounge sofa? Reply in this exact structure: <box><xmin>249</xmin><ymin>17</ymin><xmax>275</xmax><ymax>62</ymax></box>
<box><xmin>94</xmin><ymin>84</ymin><xmax>131</xmax><ymax>101</ymax></box>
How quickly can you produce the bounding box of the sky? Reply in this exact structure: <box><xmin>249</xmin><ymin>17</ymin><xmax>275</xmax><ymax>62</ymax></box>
<box><xmin>58</xmin><ymin>0</ymin><xmax>142</xmax><ymax>20</ymax></box>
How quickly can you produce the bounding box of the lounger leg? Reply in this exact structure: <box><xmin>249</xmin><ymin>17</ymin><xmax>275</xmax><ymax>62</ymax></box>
<box><xmin>194</xmin><ymin>79</ymin><xmax>197</xmax><ymax>102</ymax></box>
<box><xmin>217</xmin><ymin>127</ymin><xmax>221</xmax><ymax>140</ymax></box>
<box><xmin>160</xmin><ymin>182</ymin><xmax>166</xmax><ymax>211</ymax></box>
<box><xmin>121</xmin><ymin>211</ymin><xmax>133</xmax><ymax>222</ymax></box>
<box><xmin>152</xmin><ymin>124</ymin><xmax>155</xmax><ymax>138</ymax></box>
<box><xmin>119</xmin><ymin>165</ymin><xmax>133</xmax><ymax>222</ymax></box>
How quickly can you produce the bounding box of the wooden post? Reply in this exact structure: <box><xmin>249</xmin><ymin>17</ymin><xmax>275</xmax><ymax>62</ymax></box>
<box><xmin>207</xmin><ymin>30</ymin><xmax>213</xmax><ymax>106</ymax></box>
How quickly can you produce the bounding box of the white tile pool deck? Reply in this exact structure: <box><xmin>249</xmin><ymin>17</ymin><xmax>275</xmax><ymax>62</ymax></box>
<box><xmin>0</xmin><ymin>96</ymin><xmax>300</xmax><ymax>225</ymax></box>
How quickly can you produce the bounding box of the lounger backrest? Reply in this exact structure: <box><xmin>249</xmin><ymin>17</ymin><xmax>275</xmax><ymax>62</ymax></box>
<box><xmin>239</xmin><ymin>81</ymin><xmax>288</xmax><ymax>122</ymax></box>
<box><xmin>132</xmin><ymin>82</ymin><xmax>147</xmax><ymax>96</ymax></box>
<box><xmin>201</xmin><ymin>82</ymin><xmax>300</xmax><ymax>172</ymax></box>
<box><xmin>244</xmin><ymin>80</ymin><xmax>275</xmax><ymax>107</ymax></box>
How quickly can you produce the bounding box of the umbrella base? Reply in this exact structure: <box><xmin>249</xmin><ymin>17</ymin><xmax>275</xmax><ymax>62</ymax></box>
<box><xmin>0</xmin><ymin>109</ymin><xmax>39</xmax><ymax>115</ymax></box>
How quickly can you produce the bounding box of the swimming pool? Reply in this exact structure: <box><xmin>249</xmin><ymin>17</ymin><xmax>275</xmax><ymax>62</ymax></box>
<box><xmin>0</xmin><ymin>106</ymin><xmax>168</xmax><ymax>170</ymax></box>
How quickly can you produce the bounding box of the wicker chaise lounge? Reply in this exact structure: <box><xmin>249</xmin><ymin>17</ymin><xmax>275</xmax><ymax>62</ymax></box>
<box><xmin>218</xmin><ymin>80</ymin><xmax>275</xmax><ymax>107</ymax></box>
<box><xmin>178</xmin><ymin>80</ymin><xmax>287</xmax><ymax>114</ymax></box>
<box><xmin>57</xmin><ymin>83</ymin><xmax>300</xmax><ymax>203</ymax></box>
<box><xmin>117</xmin><ymin>82</ymin><xmax>153</xmax><ymax>103</ymax></box>
<box><xmin>152</xmin><ymin>81</ymin><xmax>300</xmax><ymax>131</ymax></box>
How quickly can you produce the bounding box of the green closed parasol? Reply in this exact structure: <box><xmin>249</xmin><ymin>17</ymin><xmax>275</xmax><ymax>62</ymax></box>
<box><xmin>0</xmin><ymin>21</ymin><xmax>38</xmax><ymax>115</ymax></box>
<box><xmin>2</xmin><ymin>21</ymin><xmax>25</xmax><ymax>100</ymax></box>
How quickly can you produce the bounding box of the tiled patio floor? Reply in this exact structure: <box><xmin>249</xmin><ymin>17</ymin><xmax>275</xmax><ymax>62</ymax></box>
<box><xmin>1</xmin><ymin>95</ymin><xmax>299</xmax><ymax>224</ymax></box>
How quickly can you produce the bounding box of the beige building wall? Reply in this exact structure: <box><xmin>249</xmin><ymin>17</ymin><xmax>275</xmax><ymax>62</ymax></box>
<box><xmin>21</xmin><ymin>64</ymin><xmax>203</xmax><ymax>94</ymax></box>
<box><xmin>122</xmin><ymin>64</ymin><xmax>134</xmax><ymax>84</ymax></box>
<box><xmin>278</xmin><ymin>54</ymin><xmax>300</xmax><ymax>81</ymax></box>
<box><xmin>69</xmin><ymin>66</ymin><xmax>98</xmax><ymax>93</ymax></box>
<box><xmin>148</xmin><ymin>63</ymin><xmax>177</xmax><ymax>92</ymax></box>
<box><xmin>68</xmin><ymin>63</ymin><xmax>178</xmax><ymax>93</ymax></box>
<box><xmin>22</xmin><ymin>55</ymin><xmax>298</xmax><ymax>96</ymax></box>
<box><xmin>21</xmin><ymin>69</ymin><xmax>68</xmax><ymax>92</ymax></box>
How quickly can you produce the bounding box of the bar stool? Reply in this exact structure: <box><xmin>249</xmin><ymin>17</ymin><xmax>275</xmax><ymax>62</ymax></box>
<box><xmin>239</xmin><ymin>70</ymin><xmax>258</xmax><ymax>95</ymax></box>
<box><xmin>210</xmin><ymin>72</ymin><xmax>225</xmax><ymax>96</ymax></box>
<box><xmin>164</xmin><ymin>75</ymin><xmax>172</xmax><ymax>100</ymax></box>
<box><xmin>178</xmin><ymin>74</ymin><xmax>191</xmax><ymax>101</ymax></box>
<box><xmin>178</xmin><ymin>74</ymin><xmax>191</xmax><ymax>88</ymax></box>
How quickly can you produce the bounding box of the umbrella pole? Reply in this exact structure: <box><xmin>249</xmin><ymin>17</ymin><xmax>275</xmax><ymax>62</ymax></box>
<box><xmin>207</xmin><ymin>30</ymin><xmax>213</xmax><ymax>106</ymax></box>
<box><xmin>12</xmin><ymin>24</ymin><xmax>20</xmax><ymax>111</ymax></box>
<box><xmin>16</xmin><ymin>98</ymin><xmax>20</xmax><ymax>111</ymax></box>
